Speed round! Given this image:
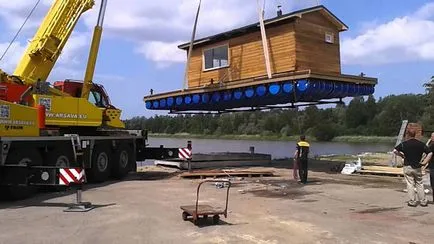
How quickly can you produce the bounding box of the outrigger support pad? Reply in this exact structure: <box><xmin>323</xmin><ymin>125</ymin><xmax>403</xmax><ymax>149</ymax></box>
<box><xmin>64</xmin><ymin>185</ymin><xmax>94</xmax><ymax>212</ymax></box>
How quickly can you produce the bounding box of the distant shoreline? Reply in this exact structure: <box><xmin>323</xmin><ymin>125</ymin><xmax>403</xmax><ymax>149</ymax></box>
<box><xmin>148</xmin><ymin>133</ymin><xmax>398</xmax><ymax>144</ymax></box>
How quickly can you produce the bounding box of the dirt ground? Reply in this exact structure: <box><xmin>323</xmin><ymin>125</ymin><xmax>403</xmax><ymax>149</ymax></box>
<box><xmin>0</xmin><ymin>161</ymin><xmax>433</xmax><ymax>244</ymax></box>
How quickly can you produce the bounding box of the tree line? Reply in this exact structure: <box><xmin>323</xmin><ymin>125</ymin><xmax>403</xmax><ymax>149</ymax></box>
<box><xmin>125</xmin><ymin>78</ymin><xmax>434</xmax><ymax>141</ymax></box>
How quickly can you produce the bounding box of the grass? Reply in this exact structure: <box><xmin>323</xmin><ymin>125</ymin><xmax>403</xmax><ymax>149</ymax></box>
<box><xmin>149</xmin><ymin>133</ymin><xmax>401</xmax><ymax>144</ymax></box>
<box><xmin>331</xmin><ymin>136</ymin><xmax>397</xmax><ymax>144</ymax></box>
<box><xmin>318</xmin><ymin>152</ymin><xmax>392</xmax><ymax>164</ymax></box>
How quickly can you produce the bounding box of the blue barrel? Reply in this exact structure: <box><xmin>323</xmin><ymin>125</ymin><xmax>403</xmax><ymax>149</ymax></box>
<box><xmin>223</xmin><ymin>91</ymin><xmax>232</xmax><ymax>101</ymax></box>
<box><xmin>145</xmin><ymin>101</ymin><xmax>152</xmax><ymax>109</ymax></box>
<box><xmin>332</xmin><ymin>83</ymin><xmax>343</xmax><ymax>97</ymax></box>
<box><xmin>245</xmin><ymin>88</ymin><xmax>255</xmax><ymax>98</ymax></box>
<box><xmin>296</xmin><ymin>80</ymin><xmax>313</xmax><ymax>101</ymax></box>
<box><xmin>159</xmin><ymin>99</ymin><xmax>166</xmax><ymax>108</ymax></box>
<box><xmin>341</xmin><ymin>83</ymin><xmax>349</xmax><ymax>97</ymax></box>
<box><xmin>311</xmin><ymin>80</ymin><xmax>323</xmax><ymax>98</ymax></box>
<box><xmin>350</xmin><ymin>84</ymin><xmax>357</xmax><ymax>96</ymax></box>
<box><xmin>167</xmin><ymin>97</ymin><xmax>174</xmax><ymax>107</ymax></box>
<box><xmin>256</xmin><ymin>85</ymin><xmax>266</xmax><ymax>97</ymax></box>
<box><xmin>282</xmin><ymin>82</ymin><xmax>294</xmax><ymax>93</ymax></box>
<box><xmin>176</xmin><ymin>96</ymin><xmax>183</xmax><ymax>106</ymax></box>
<box><xmin>324</xmin><ymin>82</ymin><xmax>334</xmax><ymax>98</ymax></box>
<box><xmin>184</xmin><ymin>95</ymin><xmax>192</xmax><ymax>104</ymax></box>
<box><xmin>269</xmin><ymin>84</ymin><xmax>280</xmax><ymax>95</ymax></box>
<box><xmin>153</xmin><ymin>100</ymin><xmax>159</xmax><ymax>109</ymax></box>
<box><xmin>192</xmin><ymin>94</ymin><xmax>200</xmax><ymax>104</ymax></box>
<box><xmin>212</xmin><ymin>92</ymin><xmax>221</xmax><ymax>103</ymax></box>
<box><xmin>358</xmin><ymin>85</ymin><xmax>364</xmax><ymax>95</ymax></box>
<box><xmin>202</xmin><ymin>93</ymin><xmax>210</xmax><ymax>103</ymax></box>
<box><xmin>234</xmin><ymin>90</ymin><xmax>243</xmax><ymax>100</ymax></box>
<box><xmin>296</xmin><ymin>80</ymin><xmax>309</xmax><ymax>92</ymax></box>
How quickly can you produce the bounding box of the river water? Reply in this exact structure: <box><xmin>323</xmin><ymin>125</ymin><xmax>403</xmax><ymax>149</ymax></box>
<box><xmin>148</xmin><ymin>137</ymin><xmax>394</xmax><ymax>159</ymax></box>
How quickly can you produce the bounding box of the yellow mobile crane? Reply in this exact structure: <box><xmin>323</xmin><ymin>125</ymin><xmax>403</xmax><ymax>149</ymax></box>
<box><xmin>0</xmin><ymin>0</ymin><xmax>122</xmax><ymax>138</ymax></box>
<box><xmin>0</xmin><ymin>0</ymin><xmax>181</xmax><ymax>199</ymax></box>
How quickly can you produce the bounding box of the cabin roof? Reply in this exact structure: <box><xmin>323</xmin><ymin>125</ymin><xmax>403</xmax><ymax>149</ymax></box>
<box><xmin>178</xmin><ymin>5</ymin><xmax>348</xmax><ymax>50</ymax></box>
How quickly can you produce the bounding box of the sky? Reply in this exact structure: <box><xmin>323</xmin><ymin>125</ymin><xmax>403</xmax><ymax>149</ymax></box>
<box><xmin>0</xmin><ymin>0</ymin><xmax>433</xmax><ymax>119</ymax></box>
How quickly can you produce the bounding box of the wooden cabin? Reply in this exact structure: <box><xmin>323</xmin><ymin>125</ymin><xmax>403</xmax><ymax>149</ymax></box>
<box><xmin>144</xmin><ymin>5</ymin><xmax>377</xmax><ymax>112</ymax></box>
<box><xmin>178</xmin><ymin>5</ymin><xmax>350</xmax><ymax>89</ymax></box>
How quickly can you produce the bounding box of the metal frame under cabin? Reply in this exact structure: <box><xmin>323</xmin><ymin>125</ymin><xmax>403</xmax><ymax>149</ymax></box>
<box><xmin>169</xmin><ymin>100</ymin><xmax>345</xmax><ymax>115</ymax></box>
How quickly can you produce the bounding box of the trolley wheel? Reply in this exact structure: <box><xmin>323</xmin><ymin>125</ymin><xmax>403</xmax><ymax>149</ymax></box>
<box><xmin>182</xmin><ymin>211</ymin><xmax>189</xmax><ymax>221</ymax></box>
<box><xmin>203</xmin><ymin>215</ymin><xmax>208</xmax><ymax>219</ymax></box>
<box><xmin>212</xmin><ymin>215</ymin><xmax>220</xmax><ymax>224</ymax></box>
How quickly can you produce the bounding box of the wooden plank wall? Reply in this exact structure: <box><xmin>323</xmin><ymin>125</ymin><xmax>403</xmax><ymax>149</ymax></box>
<box><xmin>187</xmin><ymin>23</ymin><xmax>296</xmax><ymax>88</ymax></box>
<box><xmin>186</xmin><ymin>11</ymin><xmax>343</xmax><ymax>88</ymax></box>
<box><xmin>294</xmin><ymin>12</ymin><xmax>341</xmax><ymax>75</ymax></box>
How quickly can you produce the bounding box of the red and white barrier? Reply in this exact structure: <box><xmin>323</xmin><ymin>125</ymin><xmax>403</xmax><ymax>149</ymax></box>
<box><xmin>59</xmin><ymin>168</ymin><xmax>84</xmax><ymax>186</ymax></box>
<box><xmin>178</xmin><ymin>148</ymin><xmax>192</xmax><ymax>160</ymax></box>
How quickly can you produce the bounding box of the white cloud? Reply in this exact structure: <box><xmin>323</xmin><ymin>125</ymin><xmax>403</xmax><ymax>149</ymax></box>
<box><xmin>0</xmin><ymin>0</ymin><xmax>317</xmax><ymax>68</ymax></box>
<box><xmin>342</xmin><ymin>2</ymin><xmax>434</xmax><ymax>65</ymax></box>
<box><xmin>84</xmin><ymin>0</ymin><xmax>300</xmax><ymax>41</ymax></box>
<box><xmin>57</xmin><ymin>32</ymin><xmax>91</xmax><ymax>65</ymax></box>
<box><xmin>82</xmin><ymin>0</ymin><xmax>306</xmax><ymax>65</ymax></box>
<box><xmin>415</xmin><ymin>2</ymin><xmax>434</xmax><ymax>19</ymax></box>
<box><xmin>0</xmin><ymin>0</ymin><xmax>52</xmax><ymax>30</ymax></box>
<box><xmin>0</xmin><ymin>41</ymin><xmax>27</xmax><ymax>73</ymax></box>
<box><xmin>136</xmin><ymin>41</ymin><xmax>186</xmax><ymax>67</ymax></box>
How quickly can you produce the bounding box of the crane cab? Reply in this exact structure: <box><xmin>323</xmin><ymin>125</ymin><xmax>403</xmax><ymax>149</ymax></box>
<box><xmin>40</xmin><ymin>79</ymin><xmax>125</xmax><ymax>129</ymax></box>
<box><xmin>53</xmin><ymin>80</ymin><xmax>112</xmax><ymax>109</ymax></box>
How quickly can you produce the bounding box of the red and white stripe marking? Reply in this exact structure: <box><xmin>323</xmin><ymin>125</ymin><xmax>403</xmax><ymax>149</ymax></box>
<box><xmin>59</xmin><ymin>168</ymin><xmax>84</xmax><ymax>186</ymax></box>
<box><xmin>178</xmin><ymin>148</ymin><xmax>192</xmax><ymax>160</ymax></box>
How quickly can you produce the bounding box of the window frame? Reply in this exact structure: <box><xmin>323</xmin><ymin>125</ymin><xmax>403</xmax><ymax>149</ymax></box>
<box><xmin>325</xmin><ymin>32</ymin><xmax>335</xmax><ymax>44</ymax></box>
<box><xmin>202</xmin><ymin>43</ymin><xmax>230</xmax><ymax>72</ymax></box>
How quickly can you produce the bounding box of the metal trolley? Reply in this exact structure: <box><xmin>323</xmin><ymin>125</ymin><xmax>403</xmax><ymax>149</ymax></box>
<box><xmin>180</xmin><ymin>179</ymin><xmax>231</xmax><ymax>225</ymax></box>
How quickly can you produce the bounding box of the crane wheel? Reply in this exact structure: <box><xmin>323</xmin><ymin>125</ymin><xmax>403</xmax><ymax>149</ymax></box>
<box><xmin>47</xmin><ymin>146</ymin><xmax>75</xmax><ymax>168</ymax></box>
<box><xmin>5</xmin><ymin>148</ymin><xmax>42</xmax><ymax>166</ymax></box>
<box><xmin>87</xmin><ymin>145</ymin><xmax>111</xmax><ymax>183</ymax></box>
<box><xmin>1</xmin><ymin>148</ymin><xmax>42</xmax><ymax>200</ymax></box>
<box><xmin>111</xmin><ymin>144</ymin><xmax>134</xmax><ymax>179</ymax></box>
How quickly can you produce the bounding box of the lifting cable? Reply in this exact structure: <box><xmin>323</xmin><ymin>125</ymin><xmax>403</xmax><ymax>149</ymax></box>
<box><xmin>291</xmin><ymin>82</ymin><xmax>303</xmax><ymax>135</ymax></box>
<box><xmin>183</xmin><ymin>0</ymin><xmax>202</xmax><ymax>90</ymax></box>
<box><xmin>0</xmin><ymin>0</ymin><xmax>41</xmax><ymax>62</ymax></box>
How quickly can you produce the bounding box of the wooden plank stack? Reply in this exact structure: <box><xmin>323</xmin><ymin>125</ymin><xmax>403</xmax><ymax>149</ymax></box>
<box><xmin>356</xmin><ymin>166</ymin><xmax>404</xmax><ymax>177</ymax></box>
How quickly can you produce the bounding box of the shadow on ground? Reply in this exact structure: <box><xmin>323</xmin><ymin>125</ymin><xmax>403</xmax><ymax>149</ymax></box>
<box><xmin>0</xmin><ymin>169</ymin><xmax>180</xmax><ymax>209</ymax></box>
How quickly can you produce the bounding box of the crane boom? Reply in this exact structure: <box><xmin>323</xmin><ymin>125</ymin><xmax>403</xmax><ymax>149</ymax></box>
<box><xmin>81</xmin><ymin>0</ymin><xmax>108</xmax><ymax>99</ymax></box>
<box><xmin>13</xmin><ymin>0</ymin><xmax>94</xmax><ymax>84</ymax></box>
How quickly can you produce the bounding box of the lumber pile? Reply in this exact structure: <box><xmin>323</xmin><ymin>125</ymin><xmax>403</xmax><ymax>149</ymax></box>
<box><xmin>180</xmin><ymin>170</ymin><xmax>274</xmax><ymax>179</ymax></box>
<box><xmin>356</xmin><ymin>166</ymin><xmax>404</xmax><ymax>177</ymax></box>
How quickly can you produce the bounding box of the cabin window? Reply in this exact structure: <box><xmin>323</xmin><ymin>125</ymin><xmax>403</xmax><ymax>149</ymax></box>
<box><xmin>203</xmin><ymin>45</ymin><xmax>229</xmax><ymax>70</ymax></box>
<box><xmin>325</xmin><ymin>32</ymin><xmax>334</xmax><ymax>44</ymax></box>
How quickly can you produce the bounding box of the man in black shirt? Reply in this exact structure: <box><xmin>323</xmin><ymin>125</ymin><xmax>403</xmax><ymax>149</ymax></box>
<box><xmin>427</xmin><ymin>132</ymin><xmax>434</xmax><ymax>202</ymax></box>
<box><xmin>394</xmin><ymin>129</ymin><xmax>432</xmax><ymax>207</ymax></box>
<box><xmin>294</xmin><ymin>135</ymin><xmax>310</xmax><ymax>184</ymax></box>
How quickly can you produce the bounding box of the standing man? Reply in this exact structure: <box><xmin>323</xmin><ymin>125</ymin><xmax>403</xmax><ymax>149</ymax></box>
<box><xmin>294</xmin><ymin>135</ymin><xmax>310</xmax><ymax>184</ymax></box>
<box><xmin>427</xmin><ymin>132</ymin><xmax>434</xmax><ymax>202</ymax></box>
<box><xmin>393</xmin><ymin>129</ymin><xmax>432</xmax><ymax>207</ymax></box>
